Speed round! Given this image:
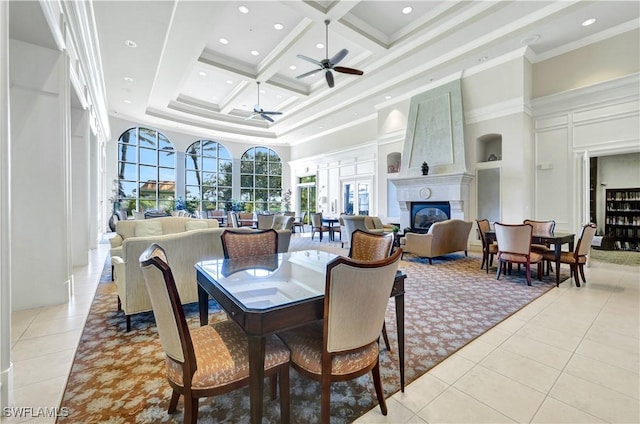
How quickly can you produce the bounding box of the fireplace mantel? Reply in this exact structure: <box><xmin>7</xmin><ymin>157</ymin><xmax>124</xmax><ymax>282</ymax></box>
<box><xmin>391</xmin><ymin>172</ymin><xmax>474</xmax><ymax>229</ymax></box>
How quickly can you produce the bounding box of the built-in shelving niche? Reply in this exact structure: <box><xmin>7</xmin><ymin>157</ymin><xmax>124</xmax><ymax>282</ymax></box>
<box><xmin>387</xmin><ymin>152</ymin><xmax>401</xmax><ymax>174</ymax></box>
<box><xmin>477</xmin><ymin>134</ymin><xmax>502</xmax><ymax>163</ymax></box>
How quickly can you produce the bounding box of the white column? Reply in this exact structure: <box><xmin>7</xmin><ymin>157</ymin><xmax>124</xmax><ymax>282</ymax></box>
<box><xmin>0</xmin><ymin>1</ymin><xmax>13</xmax><ymax>410</ymax></box>
<box><xmin>9</xmin><ymin>39</ymin><xmax>71</xmax><ymax>309</ymax></box>
<box><xmin>71</xmin><ymin>107</ymin><xmax>90</xmax><ymax>266</ymax></box>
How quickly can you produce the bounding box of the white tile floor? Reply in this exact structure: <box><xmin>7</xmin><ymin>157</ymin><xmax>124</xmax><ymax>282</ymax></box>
<box><xmin>6</xmin><ymin>239</ymin><xmax>640</xmax><ymax>424</ymax></box>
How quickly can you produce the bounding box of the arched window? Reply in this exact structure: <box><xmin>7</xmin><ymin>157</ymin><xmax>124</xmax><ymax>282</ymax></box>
<box><xmin>185</xmin><ymin>140</ymin><xmax>232</xmax><ymax>212</ymax></box>
<box><xmin>240</xmin><ymin>146</ymin><xmax>282</xmax><ymax>213</ymax></box>
<box><xmin>117</xmin><ymin>127</ymin><xmax>176</xmax><ymax>212</ymax></box>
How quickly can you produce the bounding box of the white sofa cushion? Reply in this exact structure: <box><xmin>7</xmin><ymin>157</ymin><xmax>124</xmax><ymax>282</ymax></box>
<box><xmin>134</xmin><ymin>220</ymin><xmax>163</xmax><ymax>237</ymax></box>
<box><xmin>185</xmin><ymin>220</ymin><xmax>208</xmax><ymax>231</ymax></box>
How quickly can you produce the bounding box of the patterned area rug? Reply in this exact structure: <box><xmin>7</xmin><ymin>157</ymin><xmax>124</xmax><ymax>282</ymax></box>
<box><xmin>58</xmin><ymin>242</ymin><xmax>568</xmax><ymax>423</ymax></box>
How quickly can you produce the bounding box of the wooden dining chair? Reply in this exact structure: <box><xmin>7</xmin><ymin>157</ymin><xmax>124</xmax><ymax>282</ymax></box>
<box><xmin>292</xmin><ymin>211</ymin><xmax>306</xmax><ymax>233</ymax></box>
<box><xmin>494</xmin><ymin>222</ymin><xmax>543</xmax><ymax>286</ymax></box>
<box><xmin>524</xmin><ymin>219</ymin><xmax>556</xmax><ymax>272</ymax></box>
<box><xmin>278</xmin><ymin>248</ymin><xmax>402</xmax><ymax>424</ymax></box>
<box><xmin>348</xmin><ymin>229</ymin><xmax>395</xmax><ymax>351</ymax></box>
<box><xmin>310</xmin><ymin>212</ymin><xmax>331</xmax><ymax>241</ymax></box>
<box><xmin>542</xmin><ymin>223</ymin><xmax>597</xmax><ymax>287</ymax></box>
<box><xmin>139</xmin><ymin>243</ymin><xmax>290</xmax><ymax>424</ymax></box>
<box><xmin>221</xmin><ymin>228</ymin><xmax>278</xmax><ymax>259</ymax></box>
<box><xmin>476</xmin><ymin>219</ymin><xmax>498</xmax><ymax>273</ymax></box>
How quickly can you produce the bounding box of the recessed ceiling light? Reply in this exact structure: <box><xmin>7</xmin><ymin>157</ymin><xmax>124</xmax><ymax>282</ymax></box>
<box><xmin>238</xmin><ymin>5</ymin><xmax>249</xmax><ymax>14</ymax></box>
<box><xmin>124</xmin><ymin>40</ymin><xmax>137</xmax><ymax>48</ymax></box>
<box><xmin>521</xmin><ymin>35</ymin><xmax>540</xmax><ymax>45</ymax></box>
<box><xmin>123</xmin><ymin>76</ymin><xmax>134</xmax><ymax>83</ymax></box>
<box><xmin>226</xmin><ymin>80</ymin><xmax>233</xmax><ymax>84</ymax></box>
<box><xmin>582</xmin><ymin>18</ymin><xmax>596</xmax><ymax>26</ymax></box>
<box><xmin>219</xmin><ymin>38</ymin><xmax>229</xmax><ymax>45</ymax></box>
<box><xmin>198</xmin><ymin>71</ymin><xmax>207</xmax><ymax>76</ymax></box>
<box><xmin>385</xmin><ymin>95</ymin><xmax>392</xmax><ymax>100</ymax></box>
<box><xmin>289</xmin><ymin>65</ymin><xmax>297</xmax><ymax>70</ymax></box>
<box><xmin>316</xmin><ymin>43</ymin><xmax>324</xmax><ymax>49</ymax></box>
<box><xmin>124</xmin><ymin>99</ymin><xmax>132</xmax><ymax>104</ymax></box>
<box><xmin>402</xmin><ymin>6</ymin><xmax>413</xmax><ymax>14</ymax></box>
<box><xmin>251</xmin><ymin>50</ymin><xmax>259</xmax><ymax>56</ymax></box>
<box><xmin>319</xmin><ymin>126</ymin><xmax>324</xmax><ymax>129</ymax></box>
<box><xmin>274</xmin><ymin>23</ymin><xmax>284</xmax><ymax>30</ymax></box>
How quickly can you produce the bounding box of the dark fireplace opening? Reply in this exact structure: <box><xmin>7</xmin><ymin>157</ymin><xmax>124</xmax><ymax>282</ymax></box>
<box><xmin>410</xmin><ymin>202</ymin><xmax>451</xmax><ymax>233</ymax></box>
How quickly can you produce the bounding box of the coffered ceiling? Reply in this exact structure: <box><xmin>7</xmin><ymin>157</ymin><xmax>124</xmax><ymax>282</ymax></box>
<box><xmin>86</xmin><ymin>1</ymin><xmax>638</xmax><ymax>146</ymax></box>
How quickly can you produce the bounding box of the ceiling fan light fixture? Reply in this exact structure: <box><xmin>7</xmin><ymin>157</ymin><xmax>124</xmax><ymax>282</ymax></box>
<box><xmin>295</xmin><ymin>19</ymin><xmax>363</xmax><ymax>88</ymax></box>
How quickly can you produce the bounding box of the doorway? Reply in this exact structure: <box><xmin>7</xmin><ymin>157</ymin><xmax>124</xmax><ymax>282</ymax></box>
<box><xmin>342</xmin><ymin>178</ymin><xmax>371</xmax><ymax>215</ymax></box>
<box><xmin>297</xmin><ymin>176</ymin><xmax>316</xmax><ymax>224</ymax></box>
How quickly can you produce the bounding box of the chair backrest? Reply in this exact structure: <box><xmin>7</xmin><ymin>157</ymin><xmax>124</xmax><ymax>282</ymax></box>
<box><xmin>342</xmin><ymin>215</ymin><xmax>370</xmax><ymax>247</ymax></box>
<box><xmin>139</xmin><ymin>244</ymin><xmax>194</xmax><ymax>369</ymax></box>
<box><xmin>494</xmin><ymin>222</ymin><xmax>533</xmax><ymax>255</ymax></box>
<box><xmin>476</xmin><ymin>219</ymin><xmax>491</xmax><ymax>244</ymax></box>
<box><xmin>324</xmin><ymin>248</ymin><xmax>402</xmax><ymax>353</ymax></box>
<box><xmin>273</xmin><ymin>215</ymin><xmax>294</xmax><ymax>231</ymax></box>
<box><xmin>257</xmin><ymin>214</ymin><xmax>275</xmax><ymax>230</ymax></box>
<box><xmin>310</xmin><ymin>212</ymin><xmax>323</xmax><ymax>228</ymax></box>
<box><xmin>523</xmin><ymin>219</ymin><xmax>555</xmax><ymax>236</ymax></box>
<box><xmin>349</xmin><ymin>229</ymin><xmax>394</xmax><ymax>261</ymax></box>
<box><xmin>228</xmin><ymin>211</ymin><xmax>240</xmax><ymax>228</ymax></box>
<box><xmin>221</xmin><ymin>229</ymin><xmax>279</xmax><ymax>258</ymax></box>
<box><xmin>576</xmin><ymin>223</ymin><xmax>597</xmax><ymax>257</ymax></box>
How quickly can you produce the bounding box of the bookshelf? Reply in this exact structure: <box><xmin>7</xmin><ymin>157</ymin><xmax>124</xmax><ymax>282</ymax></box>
<box><xmin>605</xmin><ymin>188</ymin><xmax>640</xmax><ymax>251</ymax></box>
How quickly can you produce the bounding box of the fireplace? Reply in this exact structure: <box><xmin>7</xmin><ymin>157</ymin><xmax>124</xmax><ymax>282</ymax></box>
<box><xmin>410</xmin><ymin>202</ymin><xmax>451</xmax><ymax>233</ymax></box>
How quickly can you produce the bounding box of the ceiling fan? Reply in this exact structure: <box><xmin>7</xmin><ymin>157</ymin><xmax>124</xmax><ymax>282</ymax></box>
<box><xmin>296</xmin><ymin>19</ymin><xmax>363</xmax><ymax>88</ymax></box>
<box><xmin>246</xmin><ymin>81</ymin><xmax>282</xmax><ymax>122</ymax></box>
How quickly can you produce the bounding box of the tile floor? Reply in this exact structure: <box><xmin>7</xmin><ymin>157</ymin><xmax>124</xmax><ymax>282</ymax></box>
<box><xmin>6</xmin><ymin>237</ymin><xmax>640</xmax><ymax>423</ymax></box>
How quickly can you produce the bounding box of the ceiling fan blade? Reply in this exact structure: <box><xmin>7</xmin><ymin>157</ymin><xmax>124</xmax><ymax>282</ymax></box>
<box><xmin>245</xmin><ymin>113</ymin><xmax>258</xmax><ymax>120</ymax></box>
<box><xmin>260</xmin><ymin>113</ymin><xmax>275</xmax><ymax>123</ymax></box>
<box><xmin>334</xmin><ymin>66</ymin><xmax>363</xmax><ymax>75</ymax></box>
<box><xmin>330</xmin><ymin>48</ymin><xmax>349</xmax><ymax>66</ymax></box>
<box><xmin>262</xmin><ymin>111</ymin><xmax>282</xmax><ymax>115</ymax></box>
<box><xmin>325</xmin><ymin>70</ymin><xmax>334</xmax><ymax>88</ymax></box>
<box><xmin>297</xmin><ymin>54</ymin><xmax>323</xmax><ymax>67</ymax></box>
<box><xmin>296</xmin><ymin>69</ymin><xmax>321</xmax><ymax>79</ymax></box>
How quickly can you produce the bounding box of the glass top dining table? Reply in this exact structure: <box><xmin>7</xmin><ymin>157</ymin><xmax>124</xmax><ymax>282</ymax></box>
<box><xmin>195</xmin><ymin>250</ymin><xmax>407</xmax><ymax>423</ymax></box>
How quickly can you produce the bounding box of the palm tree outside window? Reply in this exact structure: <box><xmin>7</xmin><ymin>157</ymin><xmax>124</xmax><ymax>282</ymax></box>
<box><xmin>185</xmin><ymin>140</ymin><xmax>232</xmax><ymax>213</ymax></box>
<box><xmin>117</xmin><ymin>127</ymin><xmax>176</xmax><ymax>213</ymax></box>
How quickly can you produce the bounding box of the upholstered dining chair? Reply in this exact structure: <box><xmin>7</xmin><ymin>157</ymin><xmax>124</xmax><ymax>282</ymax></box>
<box><xmin>278</xmin><ymin>248</ymin><xmax>402</xmax><ymax>424</ymax></box>
<box><xmin>292</xmin><ymin>211</ymin><xmax>306</xmax><ymax>233</ymax></box>
<box><xmin>221</xmin><ymin>229</ymin><xmax>278</xmax><ymax>259</ymax></box>
<box><xmin>348</xmin><ymin>229</ymin><xmax>395</xmax><ymax>351</ymax></box>
<box><xmin>476</xmin><ymin>219</ymin><xmax>498</xmax><ymax>273</ymax></box>
<box><xmin>257</xmin><ymin>213</ymin><xmax>275</xmax><ymax>230</ymax></box>
<box><xmin>227</xmin><ymin>211</ymin><xmax>240</xmax><ymax>228</ymax></box>
<box><xmin>138</xmin><ymin>243</ymin><xmax>290</xmax><ymax>424</ymax></box>
<box><xmin>494</xmin><ymin>222</ymin><xmax>543</xmax><ymax>286</ymax></box>
<box><xmin>542</xmin><ymin>223</ymin><xmax>597</xmax><ymax>287</ymax></box>
<box><xmin>524</xmin><ymin>219</ymin><xmax>556</xmax><ymax>274</ymax></box>
<box><xmin>310</xmin><ymin>212</ymin><xmax>331</xmax><ymax>241</ymax></box>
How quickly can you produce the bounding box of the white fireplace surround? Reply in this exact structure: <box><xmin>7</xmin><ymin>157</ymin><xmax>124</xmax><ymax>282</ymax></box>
<box><xmin>391</xmin><ymin>172</ymin><xmax>474</xmax><ymax>230</ymax></box>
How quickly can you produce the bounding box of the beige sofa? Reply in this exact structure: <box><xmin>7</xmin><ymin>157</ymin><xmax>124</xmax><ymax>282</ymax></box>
<box><xmin>109</xmin><ymin>217</ymin><xmax>292</xmax><ymax>331</ymax></box>
<box><xmin>401</xmin><ymin>219</ymin><xmax>473</xmax><ymax>264</ymax></box>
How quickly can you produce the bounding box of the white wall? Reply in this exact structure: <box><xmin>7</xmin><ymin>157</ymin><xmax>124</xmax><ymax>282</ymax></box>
<box><xmin>10</xmin><ymin>39</ymin><xmax>70</xmax><ymax>309</ymax></box>
<box><xmin>70</xmin><ymin>106</ymin><xmax>90</xmax><ymax>266</ymax></box>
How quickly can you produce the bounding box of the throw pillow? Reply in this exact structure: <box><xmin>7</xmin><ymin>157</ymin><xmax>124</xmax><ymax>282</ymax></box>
<box><xmin>185</xmin><ymin>220</ymin><xmax>208</xmax><ymax>231</ymax></box>
<box><xmin>134</xmin><ymin>221</ymin><xmax>163</xmax><ymax>237</ymax></box>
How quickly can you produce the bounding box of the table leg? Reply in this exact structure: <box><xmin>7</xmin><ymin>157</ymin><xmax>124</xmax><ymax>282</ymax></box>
<box><xmin>554</xmin><ymin>243</ymin><xmax>562</xmax><ymax>287</ymax></box>
<box><xmin>198</xmin><ymin>284</ymin><xmax>208</xmax><ymax>326</ymax></box>
<box><xmin>248</xmin><ymin>335</ymin><xmax>266</xmax><ymax>424</ymax></box>
<box><xmin>395</xmin><ymin>293</ymin><xmax>405</xmax><ymax>392</ymax></box>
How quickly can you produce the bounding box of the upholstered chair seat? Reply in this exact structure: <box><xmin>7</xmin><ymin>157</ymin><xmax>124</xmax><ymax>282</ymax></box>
<box><xmin>541</xmin><ymin>223</ymin><xmax>597</xmax><ymax>287</ymax></box>
<box><xmin>494</xmin><ymin>222</ymin><xmax>543</xmax><ymax>286</ymax></box>
<box><xmin>139</xmin><ymin>243</ymin><xmax>290</xmax><ymax>424</ymax></box>
<box><xmin>278</xmin><ymin>249</ymin><xmax>402</xmax><ymax>424</ymax></box>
